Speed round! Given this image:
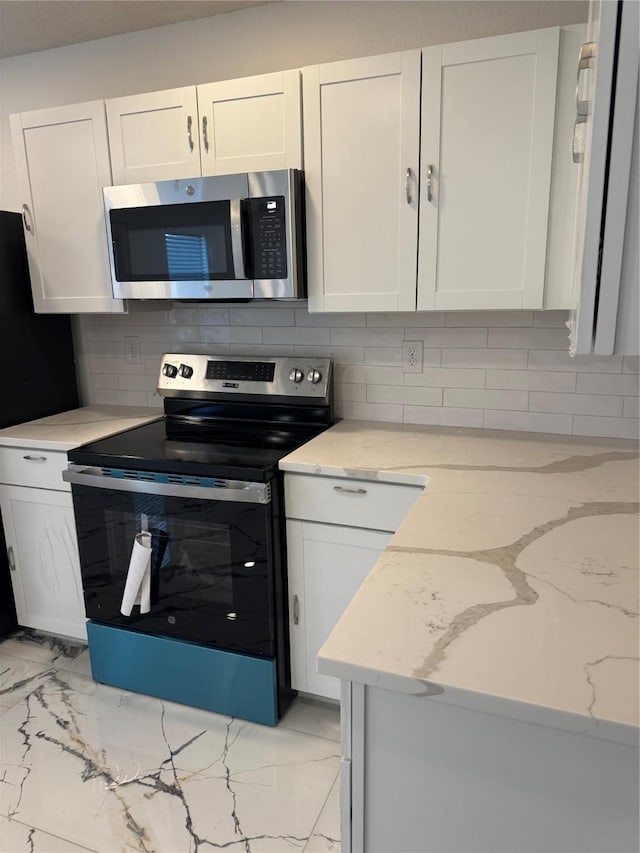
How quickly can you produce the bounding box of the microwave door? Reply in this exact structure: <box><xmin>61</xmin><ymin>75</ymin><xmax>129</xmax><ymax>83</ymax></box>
<box><xmin>105</xmin><ymin>179</ymin><xmax>254</xmax><ymax>300</ymax></box>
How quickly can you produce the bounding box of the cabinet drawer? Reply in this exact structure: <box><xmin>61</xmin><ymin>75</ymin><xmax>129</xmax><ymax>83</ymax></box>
<box><xmin>285</xmin><ymin>473</ymin><xmax>422</xmax><ymax>532</ymax></box>
<box><xmin>0</xmin><ymin>447</ymin><xmax>70</xmax><ymax>491</ymax></box>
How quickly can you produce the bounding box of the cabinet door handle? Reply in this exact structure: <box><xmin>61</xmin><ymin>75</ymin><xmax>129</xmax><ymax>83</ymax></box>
<box><xmin>7</xmin><ymin>546</ymin><xmax>16</xmax><ymax>572</ymax></box>
<box><xmin>333</xmin><ymin>485</ymin><xmax>367</xmax><ymax>495</ymax></box>
<box><xmin>202</xmin><ymin>115</ymin><xmax>210</xmax><ymax>152</ymax></box>
<box><xmin>576</xmin><ymin>41</ymin><xmax>596</xmax><ymax>118</ymax></box>
<box><xmin>572</xmin><ymin>117</ymin><xmax>585</xmax><ymax>164</ymax></box>
<box><xmin>405</xmin><ymin>167</ymin><xmax>413</xmax><ymax>204</ymax></box>
<box><xmin>187</xmin><ymin>114</ymin><xmax>194</xmax><ymax>152</ymax></box>
<box><xmin>23</xmin><ymin>455</ymin><xmax>47</xmax><ymax>462</ymax></box>
<box><xmin>293</xmin><ymin>594</ymin><xmax>300</xmax><ymax>625</ymax></box>
<box><xmin>426</xmin><ymin>164</ymin><xmax>433</xmax><ymax>202</ymax></box>
<box><xmin>22</xmin><ymin>204</ymin><xmax>33</xmax><ymax>233</ymax></box>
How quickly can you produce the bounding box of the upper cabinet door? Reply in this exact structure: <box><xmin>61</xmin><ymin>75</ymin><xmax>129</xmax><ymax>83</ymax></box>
<box><xmin>10</xmin><ymin>100</ymin><xmax>124</xmax><ymax>314</ymax></box>
<box><xmin>197</xmin><ymin>70</ymin><xmax>302</xmax><ymax>175</ymax></box>
<box><xmin>418</xmin><ymin>28</ymin><xmax>560</xmax><ymax>311</ymax></box>
<box><xmin>106</xmin><ymin>87</ymin><xmax>200</xmax><ymax>184</ymax></box>
<box><xmin>303</xmin><ymin>52</ymin><xmax>421</xmax><ymax>312</ymax></box>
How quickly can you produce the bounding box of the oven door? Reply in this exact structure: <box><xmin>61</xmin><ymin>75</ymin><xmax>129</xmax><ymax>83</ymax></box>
<box><xmin>63</xmin><ymin>465</ymin><xmax>276</xmax><ymax>657</ymax></box>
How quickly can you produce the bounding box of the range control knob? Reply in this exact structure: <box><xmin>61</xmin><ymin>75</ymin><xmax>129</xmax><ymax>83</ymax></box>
<box><xmin>179</xmin><ymin>364</ymin><xmax>193</xmax><ymax>378</ymax></box>
<box><xmin>288</xmin><ymin>367</ymin><xmax>304</xmax><ymax>384</ymax></box>
<box><xmin>306</xmin><ymin>369</ymin><xmax>322</xmax><ymax>385</ymax></box>
<box><xmin>162</xmin><ymin>363</ymin><xmax>178</xmax><ymax>378</ymax></box>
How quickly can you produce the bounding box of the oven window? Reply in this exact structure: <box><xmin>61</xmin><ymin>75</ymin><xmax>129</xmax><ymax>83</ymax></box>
<box><xmin>72</xmin><ymin>485</ymin><xmax>276</xmax><ymax>656</ymax></box>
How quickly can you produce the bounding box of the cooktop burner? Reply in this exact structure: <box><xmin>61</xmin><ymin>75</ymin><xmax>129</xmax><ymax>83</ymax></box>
<box><xmin>68</xmin><ymin>417</ymin><xmax>329</xmax><ymax>482</ymax></box>
<box><xmin>69</xmin><ymin>354</ymin><xmax>334</xmax><ymax>481</ymax></box>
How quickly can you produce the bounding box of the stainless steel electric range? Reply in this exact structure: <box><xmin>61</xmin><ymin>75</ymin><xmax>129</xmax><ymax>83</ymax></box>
<box><xmin>64</xmin><ymin>354</ymin><xmax>333</xmax><ymax>726</ymax></box>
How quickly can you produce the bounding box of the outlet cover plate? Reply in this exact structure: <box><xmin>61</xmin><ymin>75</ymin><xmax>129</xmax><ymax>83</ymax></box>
<box><xmin>402</xmin><ymin>340</ymin><xmax>423</xmax><ymax>373</ymax></box>
<box><xmin>124</xmin><ymin>336</ymin><xmax>142</xmax><ymax>365</ymax></box>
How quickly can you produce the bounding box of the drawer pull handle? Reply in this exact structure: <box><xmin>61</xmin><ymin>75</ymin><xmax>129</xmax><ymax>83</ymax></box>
<box><xmin>293</xmin><ymin>594</ymin><xmax>300</xmax><ymax>625</ymax></box>
<box><xmin>7</xmin><ymin>546</ymin><xmax>16</xmax><ymax>572</ymax></box>
<box><xmin>333</xmin><ymin>485</ymin><xmax>367</xmax><ymax>495</ymax></box>
<box><xmin>23</xmin><ymin>455</ymin><xmax>47</xmax><ymax>462</ymax></box>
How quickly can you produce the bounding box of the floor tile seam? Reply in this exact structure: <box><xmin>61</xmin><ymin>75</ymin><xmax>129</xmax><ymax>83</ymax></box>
<box><xmin>0</xmin><ymin>649</ymin><xmax>55</xmax><ymax>666</ymax></box>
<box><xmin>278</xmin><ymin>722</ymin><xmax>341</xmax><ymax>745</ymax></box>
<box><xmin>0</xmin><ymin>815</ymin><xmax>97</xmax><ymax>852</ymax></box>
<box><xmin>301</xmin><ymin>766</ymin><xmax>341</xmax><ymax>852</ymax></box>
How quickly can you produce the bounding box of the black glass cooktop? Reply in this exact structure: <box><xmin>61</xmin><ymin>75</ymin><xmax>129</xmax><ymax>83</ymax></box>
<box><xmin>68</xmin><ymin>417</ymin><xmax>325</xmax><ymax>482</ymax></box>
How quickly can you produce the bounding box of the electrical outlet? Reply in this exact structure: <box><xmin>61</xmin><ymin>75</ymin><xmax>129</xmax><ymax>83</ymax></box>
<box><xmin>402</xmin><ymin>340</ymin><xmax>423</xmax><ymax>373</ymax></box>
<box><xmin>124</xmin><ymin>336</ymin><xmax>142</xmax><ymax>365</ymax></box>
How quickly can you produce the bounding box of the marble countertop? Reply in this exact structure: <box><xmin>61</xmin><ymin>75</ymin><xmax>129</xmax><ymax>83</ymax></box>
<box><xmin>0</xmin><ymin>405</ymin><xmax>160</xmax><ymax>451</ymax></box>
<box><xmin>280</xmin><ymin>420</ymin><xmax>639</xmax><ymax>741</ymax></box>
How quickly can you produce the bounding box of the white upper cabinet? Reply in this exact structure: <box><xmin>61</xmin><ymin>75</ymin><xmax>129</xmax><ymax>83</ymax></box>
<box><xmin>106</xmin><ymin>87</ymin><xmax>200</xmax><ymax>184</ymax></box>
<box><xmin>10</xmin><ymin>100</ymin><xmax>125</xmax><ymax>314</ymax></box>
<box><xmin>106</xmin><ymin>71</ymin><xmax>302</xmax><ymax>184</ymax></box>
<box><xmin>418</xmin><ymin>28</ymin><xmax>560</xmax><ymax>311</ymax></box>
<box><xmin>303</xmin><ymin>52</ymin><xmax>421</xmax><ymax>312</ymax></box>
<box><xmin>198</xmin><ymin>70</ymin><xmax>302</xmax><ymax>175</ymax></box>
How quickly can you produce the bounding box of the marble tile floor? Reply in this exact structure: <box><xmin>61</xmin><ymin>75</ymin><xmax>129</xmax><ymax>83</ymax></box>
<box><xmin>0</xmin><ymin>630</ymin><xmax>340</xmax><ymax>853</ymax></box>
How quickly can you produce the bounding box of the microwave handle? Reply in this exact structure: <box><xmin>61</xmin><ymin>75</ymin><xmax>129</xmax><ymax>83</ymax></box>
<box><xmin>230</xmin><ymin>198</ymin><xmax>246</xmax><ymax>279</ymax></box>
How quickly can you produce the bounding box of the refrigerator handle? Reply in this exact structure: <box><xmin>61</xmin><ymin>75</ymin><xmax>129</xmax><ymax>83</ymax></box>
<box><xmin>21</xmin><ymin>204</ymin><xmax>34</xmax><ymax>233</ymax></box>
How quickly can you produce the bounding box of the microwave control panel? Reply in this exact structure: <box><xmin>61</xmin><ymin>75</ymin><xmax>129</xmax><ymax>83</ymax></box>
<box><xmin>248</xmin><ymin>196</ymin><xmax>287</xmax><ymax>280</ymax></box>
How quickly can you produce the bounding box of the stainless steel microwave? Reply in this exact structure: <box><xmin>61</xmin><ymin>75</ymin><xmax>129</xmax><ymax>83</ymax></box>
<box><xmin>103</xmin><ymin>169</ymin><xmax>305</xmax><ymax>300</ymax></box>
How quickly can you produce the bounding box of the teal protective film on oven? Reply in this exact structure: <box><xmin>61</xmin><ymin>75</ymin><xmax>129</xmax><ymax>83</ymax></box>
<box><xmin>87</xmin><ymin>622</ymin><xmax>279</xmax><ymax>726</ymax></box>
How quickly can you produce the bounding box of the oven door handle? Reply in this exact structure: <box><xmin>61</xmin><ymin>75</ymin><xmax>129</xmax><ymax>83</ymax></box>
<box><xmin>62</xmin><ymin>465</ymin><xmax>271</xmax><ymax>504</ymax></box>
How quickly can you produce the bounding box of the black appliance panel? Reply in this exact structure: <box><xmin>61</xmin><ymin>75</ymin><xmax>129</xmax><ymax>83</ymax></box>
<box><xmin>73</xmin><ymin>482</ymin><xmax>275</xmax><ymax>656</ymax></box>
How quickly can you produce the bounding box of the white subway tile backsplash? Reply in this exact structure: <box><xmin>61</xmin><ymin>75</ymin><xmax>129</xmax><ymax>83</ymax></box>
<box><xmin>94</xmin><ymin>388</ymin><xmax>149</xmax><ymax>407</ymax></box>
<box><xmin>532</xmin><ymin>311</ymin><xmax>570</xmax><ymax>328</ymax></box>
<box><xmin>444</xmin><ymin>388</ymin><xmax>529</xmax><ymax>411</ymax></box>
<box><xmin>170</xmin><ymin>307</ymin><xmax>229</xmax><ymax>326</ymax></box>
<box><xmin>623</xmin><ymin>356</ymin><xmax>640</xmax><ymax>374</ymax></box>
<box><xmin>297</xmin><ymin>310</ymin><xmax>366</xmax><ymax>327</ymax></box>
<box><xmin>573</xmin><ymin>416</ymin><xmax>640</xmax><ymax>440</ymax></box>
<box><xmin>338</xmin><ymin>401</ymin><xmax>404</xmax><ymax>423</ymax></box>
<box><xmin>528</xmin><ymin>350</ymin><xmax>624</xmax><ymax>373</ymax></box>
<box><xmin>445</xmin><ymin>311</ymin><xmax>532</xmax><ymax>327</ymax></box>
<box><xmin>415</xmin><ymin>328</ymin><xmax>487</xmax><ymax>348</ymax></box>
<box><xmin>405</xmin><ymin>367</ymin><xmax>486</xmax><ymax>389</ymax></box>
<box><xmin>118</xmin><ymin>374</ymin><xmax>158</xmax><ymax>392</ymax></box>
<box><xmin>89</xmin><ymin>356</ymin><xmax>145</xmax><ymax>374</ymax></box>
<box><xmin>484</xmin><ymin>410</ymin><xmax>573</xmax><ymax>434</ymax></box>
<box><xmin>529</xmin><ymin>392</ymin><xmax>623</xmax><ymax>417</ymax></box>
<box><xmin>229</xmin><ymin>308</ymin><xmax>295</xmax><ymax>326</ymax></box>
<box><xmin>263</xmin><ymin>326</ymin><xmax>330</xmax><ymax>345</ymax></box>
<box><xmin>201</xmin><ymin>326</ymin><xmax>264</xmax><ymax>344</ymax></box>
<box><xmin>623</xmin><ymin>397</ymin><xmax>640</xmax><ymax>419</ymax></box>
<box><xmin>367</xmin><ymin>312</ymin><xmax>444</xmax><ymax>327</ymax></box>
<box><xmin>489</xmin><ymin>327</ymin><xmax>569</xmax><ymax>350</ymax></box>
<box><xmin>364</xmin><ymin>347</ymin><xmax>403</xmax><ymax>366</ymax></box>
<box><xmin>442</xmin><ymin>349</ymin><xmax>528</xmax><ymax>369</ymax></box>
<box><xmin>92</xmin><ymin>374</ymin><xmax>120</xmax><ymax>390</ymax></box>
<box><xmin>335</xmin><ymin>384</ymin><xmax>366</xmax><ymax>402</ymax></box>
<box><xmin>330</xmin><ymin>327</ymin><xmax>404</xmax><ymax>347</ymax></box>
<box><xmin>576</xmin><ymin>373</ymin><xmax>640</xmax><ymax>396</ymax></box>
<box><xmin>486</xmin><ymin>369</ymin><xmax>576</xmax><ymax>392</ymax></box>
<box><xmin>337</xmin><ymin>364</ymin><xmax>403</xmax><ymax>385</ymax></box>
<box><xmin>367</xmin><ymin>385</ymin><xmax>443</xmax><ymax>406</ymax></box>
<box><xmin>296</xmin><ymin>345</ymin><xmax>365</xmax><ymax>363</ymax></box>
<box><xmin>403</xmin><ymin>406</ymin><xmax>484</xmax><ymax>428</ymax></box>
<box><xmin>76</xmin><ymin>305</ymin><xmax>635</xmax><ymax>441</ymax></box>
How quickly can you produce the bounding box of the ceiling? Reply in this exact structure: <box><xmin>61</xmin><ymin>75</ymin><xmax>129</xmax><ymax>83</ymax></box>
<box><xmin>0</xmin><ymin>1</ymin><xmax>275</xmax><ymax>59</ymax></box>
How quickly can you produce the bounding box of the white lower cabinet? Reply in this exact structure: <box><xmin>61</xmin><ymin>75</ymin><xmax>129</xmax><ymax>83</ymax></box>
<box><xmin>287</xmin><ymin>520</ymin><xmax>391</xmax><ymax>700</ymax></box>
<box><xmin>285</xmin><ymin>473</ymin><xmax>422</xmax><ymax>700</ymax></box>
<box><xmin>0</xmin><ymin>449</ymin><xmax>86</xmax><ymax>641</ymax></box>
